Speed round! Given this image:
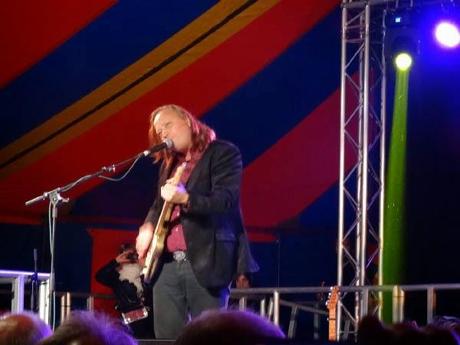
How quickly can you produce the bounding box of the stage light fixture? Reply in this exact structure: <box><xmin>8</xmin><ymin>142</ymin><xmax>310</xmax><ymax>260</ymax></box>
<box><xmin>434</xmin><ymin>21</ymin><xmax>460</xmax><ymax>48</ymax></box>
<box><xmin>394</xmin><ymin>52</ymin><xmax>413</xmax><ymax>71</ymax></box>
<box><xmin>385</xmin><ymin>8</ymin><xmax>419</xmax><ymax>66</ymax></box>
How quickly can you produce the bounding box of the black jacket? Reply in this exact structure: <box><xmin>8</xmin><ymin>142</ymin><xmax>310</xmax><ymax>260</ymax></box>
<box><xmin>144</xmin><ymin>140</ymin><xmax>258</xmax><ymax>289</ymax></box>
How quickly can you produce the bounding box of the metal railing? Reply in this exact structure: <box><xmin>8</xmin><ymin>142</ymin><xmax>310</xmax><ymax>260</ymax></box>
<box><xmin>231</xmin><ymin>283</ymin><xmax>460</xmax><ymax>339</ymax></box>
<box><xmin>2</xmin><ymin>280</ymin><xmax>460</xmax><ymax>339</ymax></box>
<box><xmin>0</xmin><ymin>269</ymin><xmax>50</xmax><ymax>322</ymax></box>
<box><xmin>56</xmin><ymin>291</ymin><xmax>112</xmax><ymax>322</ymax></box>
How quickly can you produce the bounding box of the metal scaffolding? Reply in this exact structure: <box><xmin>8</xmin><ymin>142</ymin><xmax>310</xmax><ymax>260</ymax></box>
<box><xmin>337</xmin><ymin>0</ymin><xmax>392</xmax><ymax>340</ymax></box>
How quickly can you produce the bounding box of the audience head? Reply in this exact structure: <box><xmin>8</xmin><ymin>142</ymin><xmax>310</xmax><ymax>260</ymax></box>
<box><xmin>358</xmin><ymin>315</ymin><xmax>460</xmax><ymax>345</ymax></box>
<box><xmin>174</xmin><ymin>309</ymin><xmax>285</xmax><ymax>345</ymax></box>
<box><xmin>358</xmin><ymin>315</ymin><xmax>395</xmax><ymax>345</ymax></box>
<box><xmin>0</xmin><ymin>311</ymin><xmax>52</xmax><ymax>345</ymax></box>
<box><xmin>38</xmin><ymin>310</ymin><xmax>136</xmax><ymax>345</ymax></box>
<box><xmin>430</xmin><ymin>315</ymin><xmax>460</xmax><ymax>338</ymax></box>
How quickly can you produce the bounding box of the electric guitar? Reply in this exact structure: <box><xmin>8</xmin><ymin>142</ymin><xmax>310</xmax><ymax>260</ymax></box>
<box><xmin>141</xmin><ymin>162</ymin><xmax>186</xmax><ymax>283</ymax></box>
<box><xmin>326</xmin><ymin>286</ymin><xmax>339</xmax><ymax>341</ymax></box>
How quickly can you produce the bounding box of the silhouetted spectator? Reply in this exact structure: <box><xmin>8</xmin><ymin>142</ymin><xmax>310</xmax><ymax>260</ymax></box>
<box><xmin>358</xmin><ymin>315</ymin><xmax>395</xmax><ymax>345</ymax></box>
<box><xmin>0</xmin><ymin>311</ymin><xmax>51</xmax><ymax>345</ymax></box>
<box><xmin>174</xmin><ymin>309</ymin><xmax>285</xmax><ymax>345</ymax></box>
<box><xmin>358</xmin><ymin>315</ymin><xmax>460</xmax><ymax>345</ymax></box>
<box><xmin>38</xmin><ymin>310</ymin><xmax>137</xmax><ymax>345</ymax></box>
<box><xmin>429</xmin><ymin>315</ymin><xmax>460</xmax><ymax>339</ymax></box>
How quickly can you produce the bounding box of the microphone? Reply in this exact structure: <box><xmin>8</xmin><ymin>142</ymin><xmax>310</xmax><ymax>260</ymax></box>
<box><xmin>143</xmin><ymin>138</ymin><xmax>173</xmax><ymax>156</ymax></box>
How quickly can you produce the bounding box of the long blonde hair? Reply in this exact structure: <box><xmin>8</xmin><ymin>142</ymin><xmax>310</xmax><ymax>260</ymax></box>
<box><xmin>148</xmin><ymin>104</ymin><xmax>216</xmax><ymax>166</ymax></box>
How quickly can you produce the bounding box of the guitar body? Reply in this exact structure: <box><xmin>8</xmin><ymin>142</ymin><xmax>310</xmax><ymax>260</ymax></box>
<box><xmin>142</xmin><ymin>163</ymin><xmax>186</xmax><ymax>284</ymax></box>
<box><xmin>141</xmin><ymin>223</ymin><xmax>167</xmax><ymax>283</ymax></box>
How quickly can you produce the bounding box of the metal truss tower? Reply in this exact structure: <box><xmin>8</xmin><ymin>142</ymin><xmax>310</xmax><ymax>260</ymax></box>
<box><xmin>337</xmin><ymin>0</ymin><xmax>391</xmax><ymax>340</ymax></box>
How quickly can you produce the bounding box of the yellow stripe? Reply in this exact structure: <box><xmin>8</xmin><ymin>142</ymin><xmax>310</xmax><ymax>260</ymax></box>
<box><xmin>0</xmin><ymin>0</ymin><xmax>279</xmax><ymax>179</ymax></box>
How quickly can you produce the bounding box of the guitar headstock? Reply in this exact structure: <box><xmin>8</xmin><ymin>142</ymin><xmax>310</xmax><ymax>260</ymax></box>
<box><xmin>326</xmin><ymin>286</ymin><xmax>339</xmax><ymax>311</ymax></box>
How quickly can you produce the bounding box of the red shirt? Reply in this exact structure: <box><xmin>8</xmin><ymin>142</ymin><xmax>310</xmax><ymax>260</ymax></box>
<box><xmin>166</xmin><ymin>150</ymin><xmax>203</xmax><ymax>252</ymax></box>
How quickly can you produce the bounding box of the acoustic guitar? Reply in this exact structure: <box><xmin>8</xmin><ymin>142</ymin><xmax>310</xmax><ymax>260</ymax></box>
<box><xmin>141</xmin><ymin>162</ymin><xmax>187</xmax><ymax>283</ymax></box>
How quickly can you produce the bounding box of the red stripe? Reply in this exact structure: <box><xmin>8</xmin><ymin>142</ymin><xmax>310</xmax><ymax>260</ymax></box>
<box><xmin>0</xmin><ymin>0</ymin><xmax>339</xmax><ymax>222</ymax></box>
<box><xmin>241</xmin><ymin>85</ymin><xmax>358</xmax><ymax>228</ymax></box>
<box><xmin>0</xmin><ymin>0</ymin><xmax>115</xmax><ymax>87</ymax></box>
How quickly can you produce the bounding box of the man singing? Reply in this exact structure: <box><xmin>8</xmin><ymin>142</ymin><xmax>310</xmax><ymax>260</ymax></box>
<box><xmin>136</xmin><ymin>104</ymin><xmax>258</xmax><ymax>339</ymax></box>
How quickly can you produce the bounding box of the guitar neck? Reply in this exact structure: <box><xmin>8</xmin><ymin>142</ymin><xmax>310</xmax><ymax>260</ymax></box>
<box><xmin>326</xmin><ymin>286</ymin><xmax>339</xmax><ymax>342</ymax></box>
<box><xmin>157</xmin><ymin>200</ymin><xmax>174</xmax><ymax>226</ymax></box>
<box><xmin>328</xmin><ymin>309</ymin><xmax>336</xmax><ymax>341</ymax></box>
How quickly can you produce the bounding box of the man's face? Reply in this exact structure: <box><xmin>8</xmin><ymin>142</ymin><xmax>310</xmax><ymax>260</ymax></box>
<box><xmin>153</xmin><ymin>108</ymin><xmax>192</xmax><ymax>153</ymax></box>
<box><xmin>236</xmin><ymin>275</ymin><xmax>250</xmax><ymax>289</ymax></box>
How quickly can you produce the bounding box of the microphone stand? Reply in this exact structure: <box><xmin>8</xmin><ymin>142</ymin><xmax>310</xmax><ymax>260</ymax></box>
<box><xmin>24</xmin><ymin>147</ymin><xmax>158</xmax><ymax>328</ymax></box>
